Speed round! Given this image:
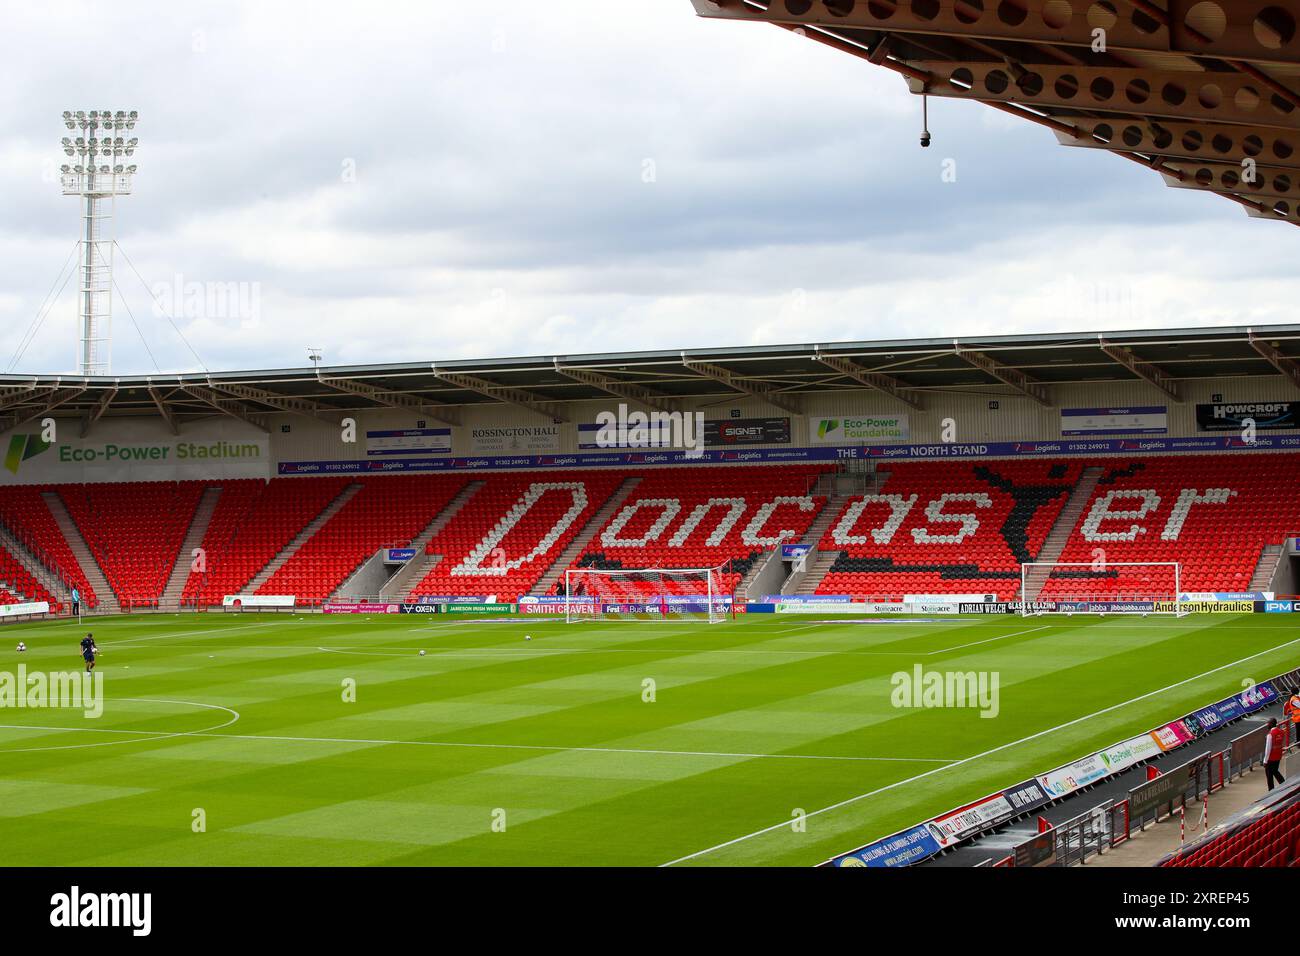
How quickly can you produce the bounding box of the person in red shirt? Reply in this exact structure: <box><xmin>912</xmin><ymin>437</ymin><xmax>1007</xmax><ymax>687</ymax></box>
<box><xmin>1263</xmin><ymin>717</ymin><xmax>1287</xmax><ymax>791</ymax></box>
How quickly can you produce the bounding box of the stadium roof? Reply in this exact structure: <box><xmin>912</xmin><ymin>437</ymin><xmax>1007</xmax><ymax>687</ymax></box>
<box><xmin>3</xmin><ymin>324</ymin><xmax>1299</xmax><ymax>434</ymax></box>
<box><xmin>689</xmin><ymin>0</ymin><xmax>1300</xmax><ymax>225</ymax></box>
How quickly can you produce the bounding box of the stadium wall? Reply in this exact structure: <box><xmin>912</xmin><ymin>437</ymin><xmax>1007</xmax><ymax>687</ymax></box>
<box><xmin>262</xmin><ymin>373</ymin><xmax>1300</xmax><ymax>466</ymax></box>
<box><xmin>2</xmin><ymin>373</ymin><xmax>1297</xmax><ymax>485</ymax></box>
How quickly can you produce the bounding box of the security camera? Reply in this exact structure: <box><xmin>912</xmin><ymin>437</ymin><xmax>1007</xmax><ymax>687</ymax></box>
<box><xmin>920</xmin><ymin>131</ymin><xmax>932</xmax><ymax>148</ymax></box>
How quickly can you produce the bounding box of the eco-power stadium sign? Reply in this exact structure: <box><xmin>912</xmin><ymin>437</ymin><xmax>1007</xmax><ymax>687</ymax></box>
<box><xmin>1</xmin><ymin>420</ymin><xmax>270</xmax><ymax>484</ymax></box>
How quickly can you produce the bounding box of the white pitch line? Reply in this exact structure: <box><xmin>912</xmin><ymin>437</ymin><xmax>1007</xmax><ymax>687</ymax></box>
<box><xmin>0</xmin><ymin>721</ymin><xmax>955</xmax><ymax>764</ymax></box>
<box><xmin>658</xmin><ymin>631</ymin><xmax>1300</xmax><ymax>866</ymax></box>
<box><xmin>107</xmin><ymin>622</ymin><xmax>269</xmax><ymax>646</ymax></box>
<box><xmin>0</xmin><ymin>698</ymin><xmax>240</xmax><ymax>754</ymax></box>
<box><xmin>925</xmin><ymin>624</ymin><xmax>1051</xmax><ymax>656</ymax></box>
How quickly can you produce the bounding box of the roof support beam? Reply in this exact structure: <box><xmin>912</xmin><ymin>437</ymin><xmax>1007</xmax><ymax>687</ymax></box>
<box><xmin>1098</xmin><ymin>337</ymin><xmax>1183</xmax><ymax>403</ymax></box>
<box><xmin>79</xmin><ymin>387</ymin><xmax>118</xmax><ymax>438</ymax></box>
<box><xmin>148</xmin><ymin>387</ymin><xmax>180</xmax><ymax>435</ymax></box>
<box><xmin>906</xmin><ymin>63</ymin><xmax>1300</xmax><ymax>132</ymax></box>
<box><xmin>680</xmin><ymin>357</ymin><xmax>802</xmax><ymax>413</ymax></box>
<box><xmin>207</xmin><ymin>381</ymin><xmax>338</xmax><ymax>423</ymax></box>
<box><xmin>552</xmin><ymin>362</ymin><xmax>680</xmax><ymax>414</ymax></box>
<box><xmin>1248</xmin><ymin>331</ymin><xmax>1300</xmax><ymax>391</ymax></box>
<box><xmin>813</xmin><ymin>352</ymin><xmax>923</xmax><ymax>410</ymax></box>
<box><xmin>318</xmin><ymin>375</ymin><xmax>460</xmax><ymax>426</ymax></box>
<box><xmin>952</xmin><ymin>344</ymin><xmax>1052</xmax><ymax>407</ymax></box>
<box><xmin>179</xmin><ymin>386</ymin><xmax>270</xmax><ymax>433</ymax></box>
<box><xmin>0</xmin><ymin>383</ymin><xmax>60</xmax><ymax>413</ymax></box>
<box><xmin>430</xmin><ymin>367</ymin><xmax>567</xmax><ymax>423</ymax></box>
<box><xmin>1057</xmin><ymin>120</ymin><xmax>1300</xmax><ymax>172</ymax></box>
<box><xmin>688</xmin><ymin>0</ymin><xmax>1300</xmax><ymax>64</ymax></box>
<box><xmin>5</xmin><ymin>387</ymin><xmax>88</xmax><ymax>432</ymax></box>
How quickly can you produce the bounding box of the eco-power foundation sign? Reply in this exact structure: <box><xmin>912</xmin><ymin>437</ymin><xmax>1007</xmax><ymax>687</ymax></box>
<box><xmin>1</xmin><ymin>419</ymin><xmax>270</xmax><ymax>484</ymax></box>
<box><xmin>811</xmin><ymin>415</ymin><xmax>909</xmax><ymax>445</ymax></box>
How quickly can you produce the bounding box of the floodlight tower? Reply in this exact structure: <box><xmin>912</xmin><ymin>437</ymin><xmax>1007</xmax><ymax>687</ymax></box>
<box><xmin>59</xmin><ymin>109</ymin><xmax>139</xmax><ymax>376</ymax></box>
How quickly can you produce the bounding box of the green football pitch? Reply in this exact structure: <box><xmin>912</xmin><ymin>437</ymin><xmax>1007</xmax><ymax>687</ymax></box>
<box><xmin>0</xmin><ymin>611</ymin><xmax>1295</xmax><ymax>867</ymax></box>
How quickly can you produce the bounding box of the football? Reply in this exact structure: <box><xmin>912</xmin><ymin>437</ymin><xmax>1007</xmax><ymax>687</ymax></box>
<box><xmin>16</xmin><ymin>642</ymin><xmax>25</xmax><ymax>652</ymax></box>
<box><xmin>419</xmin><ymin>649</ymin><xmax>426</xmax><ymax>656</ymax></box>
<box><xmin>525</xmin><ymin>635</ymin><xmax>531</xmax><ymax>641</ymax></box>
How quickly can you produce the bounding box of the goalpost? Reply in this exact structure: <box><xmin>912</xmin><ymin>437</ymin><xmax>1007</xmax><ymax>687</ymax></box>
<box><xmin>564</xmin><ymin>566</ymin><xmax>731</xmax><ymax>624</ymax></box>
<box><xmin>1019</xmin><ymin>561</ymin><xmax>1185</xmax><ymax>617</ymax></box>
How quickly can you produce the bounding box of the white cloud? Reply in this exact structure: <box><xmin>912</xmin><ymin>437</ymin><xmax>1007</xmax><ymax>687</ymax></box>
<box><xmin>0</xmin><ymin>0</ymin><xmax>1291</xmax><ymax>377</ymax></box>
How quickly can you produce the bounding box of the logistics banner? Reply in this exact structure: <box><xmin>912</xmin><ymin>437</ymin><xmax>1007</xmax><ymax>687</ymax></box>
<box><xmin>1196</xmin><ymin>401</ymin><xmax>1300</xmax><ymax>432</ymax></box>
<box><xmin>279</xmin><ymin>432</ymin><xmax>1300</xmax><ymax>476</ymax></box>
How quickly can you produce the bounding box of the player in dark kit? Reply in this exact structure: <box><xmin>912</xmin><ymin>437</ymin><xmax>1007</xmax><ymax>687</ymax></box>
<box><xmin>80</xmin><ymin>633</ymin><xmax>97</xmax><ymax>672</ymax></box>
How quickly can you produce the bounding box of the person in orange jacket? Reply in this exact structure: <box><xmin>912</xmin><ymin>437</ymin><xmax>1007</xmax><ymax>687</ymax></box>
<box><xmin>1286</xmin><ymin>689</ymin><xmax>1300</xmax><ymax>747</ymax></box>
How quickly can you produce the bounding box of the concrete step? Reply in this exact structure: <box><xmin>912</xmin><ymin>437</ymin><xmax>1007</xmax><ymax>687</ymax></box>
<box><xmin>161</xmin><ymin>486</ymin><xmax>222</xmax><ymax>610</ymax></box>
<box><xmin>1250</xmin><ymin>544</ymin><xmax>1284</xmax><ymax>591</ymax></box>
<box><xmin>41</xmin><ymin>491</ymin><xmax>121</xmax><ymax>614</ymax></box>
<box><xmin>0</xmin><ymin>522</ymin><xmax>69</xmax><ymax>605</ymax></box>
<box><xmin>529</xmin><ymin>476</ymin><xmax>644</xmax><ymax>597</ymax></box>
<box><xmin>794</xmin><ymin>550</ymin><xmax>842</xmax><ymax>594</ymax></box>
<box><xmin>398</xmin><ymin>555</ymin><xmax>445</xmax><ymax>603</ymax></box>
<box><xmin>378</xmin><ymin>481</ymin><xmax>485</xmax><ymax>600</ymax></box>
<box><xmin>1021</xmin><ymin>466</ymin><xmax>1104</xmax><ymax>602</ymax></box>
<box><xmin>242</xmin><ymin>482</ymin><xmax>364</xmax><ymax>595</ymax></box>
<box><xmin>738</xmin><ymin>490</ymin><xmax>852</xmax><ymax>601</ymax></box>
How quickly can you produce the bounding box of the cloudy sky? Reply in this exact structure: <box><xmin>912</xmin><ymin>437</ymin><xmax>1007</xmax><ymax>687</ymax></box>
<box><xmin>0</xmin><ymin>0</ymin><xmax>1293</xmax><ymax>377</ymax></box>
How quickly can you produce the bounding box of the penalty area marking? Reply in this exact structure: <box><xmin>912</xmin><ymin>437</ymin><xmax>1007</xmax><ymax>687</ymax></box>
<box><xmin>0</xmin><ymin>698</ymin><xmax>241</xmax><ymax>754</ymax></box>
<box><xmin>658</xmin><ymin>631</ymin><xmax>1300</xmax><ymax>866</ymax></box>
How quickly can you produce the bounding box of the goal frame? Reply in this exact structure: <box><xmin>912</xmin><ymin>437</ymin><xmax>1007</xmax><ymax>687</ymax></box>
<box><xmin>563</xmin><ymin>565</ymin><xmax>731</xmax><ymax>624</ymax></box>
<box><xmin>1019</xmin><ymin>561</ymin><xmax>1185</xmax><ymax>617</ymax></box>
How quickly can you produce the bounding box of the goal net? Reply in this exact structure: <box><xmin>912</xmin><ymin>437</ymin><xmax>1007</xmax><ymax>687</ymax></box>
<box><xmin>564</xmin><ymin>566</ymin><xmax>731</xmax><ymax>623</ymax></box>
<box><xmin>1019</xmin><ymin>561</ymin><xmax>1185</xmax><ymax>616</ymax></box>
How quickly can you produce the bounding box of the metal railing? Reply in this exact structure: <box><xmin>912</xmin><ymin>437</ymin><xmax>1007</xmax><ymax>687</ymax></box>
<box><xmin>1053</xmin><ymin>800</ymin><xmax>1116</xmax><ymax>866</ymax></box>
<box><xmin>1009</xmin><ymin>735</ymin><xmax>1259</xmax><ymax>866</ymax></box>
